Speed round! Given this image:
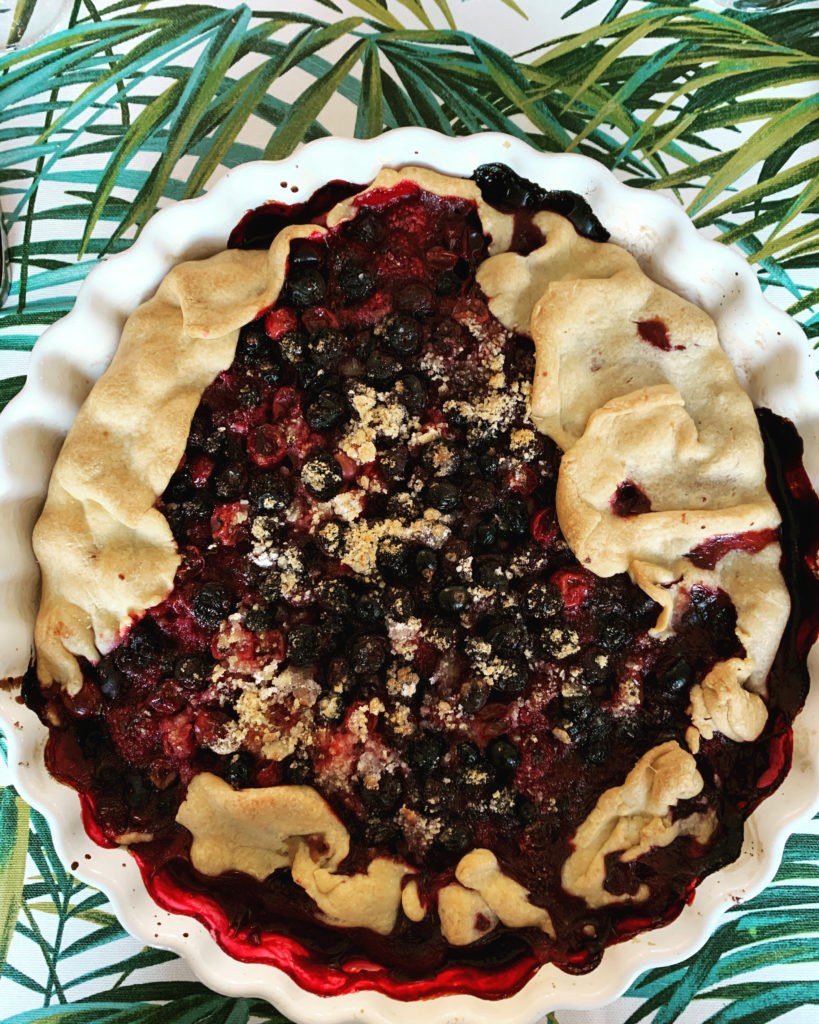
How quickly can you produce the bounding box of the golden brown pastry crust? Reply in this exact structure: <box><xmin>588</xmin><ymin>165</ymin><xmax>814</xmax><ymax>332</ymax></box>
<box><xmin>33</xmin><ymin>230</ymin><xmax>316</xmax><ymax>695</ymax></box>
<box><xmin>478</xmin><ymin>207</ymin><xmax>789</xmax><ymax>753</ymax></box>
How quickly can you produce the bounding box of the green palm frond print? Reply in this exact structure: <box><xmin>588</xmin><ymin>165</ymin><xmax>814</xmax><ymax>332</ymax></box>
<box><xmin>0</xmin><ymin>0</ymin><xmax>817</xmax><ymax>1021</ymax></box>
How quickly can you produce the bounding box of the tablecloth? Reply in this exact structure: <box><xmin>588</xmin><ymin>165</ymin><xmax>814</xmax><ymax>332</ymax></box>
<box><xmin>0</xmin><ymin>1</ymin><xmax>817</xmax><ymax>1021</ymax></box>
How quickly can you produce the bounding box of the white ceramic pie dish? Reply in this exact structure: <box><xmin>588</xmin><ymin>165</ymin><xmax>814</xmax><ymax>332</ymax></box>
<box><xmin>1</xmin><ymin>128</ymin><xmax>818</xmax><ymax>1022</ymax></box>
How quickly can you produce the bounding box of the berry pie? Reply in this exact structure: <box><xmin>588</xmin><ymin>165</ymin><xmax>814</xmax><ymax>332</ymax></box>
<box><xmin>25</xmin><ymin>163</ymin><xmax>818</xmax><ymax>998</ymax></box>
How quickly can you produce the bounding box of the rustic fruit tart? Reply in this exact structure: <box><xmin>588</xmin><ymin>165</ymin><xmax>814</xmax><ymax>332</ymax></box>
<box><xmin>24</xmin><ymin>163</ymin><xmax>819</xmax><ymax>998</ymax></box>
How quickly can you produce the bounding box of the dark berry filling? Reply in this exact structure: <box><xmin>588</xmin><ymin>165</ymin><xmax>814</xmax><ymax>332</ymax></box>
<box><xmin>28</xmin><ymin>170</ymin><xmax>819</xmax><ymax>1001</ymax></box>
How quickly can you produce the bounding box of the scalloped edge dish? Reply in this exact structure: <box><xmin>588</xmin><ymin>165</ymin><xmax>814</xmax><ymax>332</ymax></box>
<box><xmin>1</xmin><ymin>128</ymin><xmax>818</xmax><ymax>1023</ymax></box>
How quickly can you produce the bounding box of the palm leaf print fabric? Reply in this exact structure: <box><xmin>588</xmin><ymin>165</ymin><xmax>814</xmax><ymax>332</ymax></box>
<box><xmin>0</xmin><ymin>1</ymin><xmax>817</xmax><ymax>1021</ymax></box>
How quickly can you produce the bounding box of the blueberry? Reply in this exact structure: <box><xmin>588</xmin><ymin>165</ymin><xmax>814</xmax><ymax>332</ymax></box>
<box><xmin>98</xmin><ymin>661</ymin><xmax>126</xmax><ymax>701</ymax></box>
<box><xmin>263</xmin><ymin>362</ymin><xmax>283</xmax><ymax>386</ymax></box>
<box><xmin>459</xmin><ymin>678</ymin><xmax>489</xmax><ymax>713</ymax></box>
<box><xmin>435</xmin><ymin>269</ymin><xmax>463</xmax><ymax>296</ymax></box>
<box><xmin>284</xmin><ymin>754</ymin><xmax>314</xmax><ymax>786</ymax></box>
<box><xmin>123</xmin><ymin>772</ymin><xmax>151</xmax><ymax>811</ymax></box>
<box><xmin>396</xmin><ymin>282</ymin><xmax>434</xmax><ymax>318</ymax></box>
<box><xmin>287</xmin><ymin>623</ymin><xmax>320</xmax><ymax>666</ymax></box>
<box><xmin>457</xmin><ymin>741</ymin><xmax>481</xmax><ymax>767</ymax></box>
<box><xmin>301</xmin><ymin>452</ymin><xmax>344</xmax><ymax>500</ymax></box>
<box><xmin>214</xmin><ymin>464</ymin><xmax>247</xmax><ymax>501</ymax></box>
<box><xmin>380</xmin><ymin>446</ymin><xmax>410</xmax><ymax>482</ymax></box>
<box><xmin>349</xmin><ymin>212</ymin><xmax>386</xmax><ymax>246</ymax></box>
<box><xmin>439</xmin><ymin>822</ymin><xmax>471</xmax><ymax>853</ymax></box>
<box><xmin>308</xmin><ymin>328</ymin><xmax>349</xmax><ymax>369</ymax></box>
<box><xmin>296</xmin><ymin>361</ymin><xmax>322</xmax><ymax>391</ymax></box>
<box><xmin>394</xmin><ymin>374</ymin><xmax>427</xmax><ymax>415</ymax></box>
<box><xmin>659</xmin><ymin>658</ymin><xmax>694</xmax><ymax>696</ymax></box>
<box><xmin>525</xmin><ymin>581</ymin><xmax>563</xmax><ymax>620</ymax></box>
<box><xmin>496</xmin><ymin>495</ymin><xmax>529</xmax><ymax>536</ymax></box>
<box><xmin>384</xmin><ymin>586</ymin><xmax>415</xmax><ymax>620</ymax></box>
<box><xmin>338</xmin><ymin>265</ymin><xmax>375</xmax><ymax>303</ymax></box>
<box><xmin>492</xmin><ymin>657</ymin><xmax>529</xmax><ymax>697</ymax></box>
<box><xmin>287</xmin><ymin>268</ymin><xmax>326</xmax><ymax>308</ymax></box>
<box><xmin>376</xmin><ymin>536</ymin><xmax>413</xmax><ymax>582</ymax></box>
<box><xmin>350</xmin><ymin>634</ymin><xmax>389</xmax><ymax>674</ymax></box>
<box><xmin>364</xmin><ymin>819</ymin><xmax>400</xmax><ymax>846</ymax></box>
<box><xmin>438</xmin><ymin>584</ymin><xmax>469</xmax><ymax>614</ymax></box>
<box><xmin>361</xmin><ymin>772</ymin><xmax>404</xmax><ymax>812</ymax></box>
<box><xmin>426</xmin><ymin>480</ymin><xmax>459</xmax><ymax>512</ymax></box>
<box><xmin>289</xmin><ymin>239</ymin><xmax>324</xmax><ymax>270</ymax></box>
<box><xmin>421</xmin><ymin>439</ymin><xmax>460</xmax><ymax>477</ymax></box>
<box><xmin>244</xmin><ymin>604</ymin><xmax>273</xmax><ymax>634</ymax></box>
<box><xmin>317</xmin><ymin>692</ymin><xmax>347</xmax><ymax>724</ymax></box>
<box><xmin>236</xmin><ymin>322</ymin><xmax>271</xmax><ymax>365</ymax></box>
<box><xmin>516</xmin><ymin>795</ymin><xmax>538</xmax><ymax>825</ymax></box>
<box><xmin>409</xmin><ymin>733</ymin><xmax>445</xmax><ymax>771</ymax></box>
<box><xmin>488</xmin><ymin>621</ymin><xmax>527</xmax><ymax>658</ymax></box>
<box><xmin>365</xmin><ymin>349</ymin><xmax>399</xmax><ymax>386</ymax></box>
<box><xmin>305</xmin><ymin>389</ymin><xmax>348</xmax><ymax>431</ymax></box>
<box><xmin>237</xmin><ymin>382</ymin><xmax>261</xmax><ymax>408</ymax></box>
<box><xmin>314</xmin><ymin>578</ymin><xmax>352</xmax><ymax>614</ymax></box>
<box><xmin>355</xmin><ymin>592</ymin><xmax>385</xmax><ymax>623</ymax></box>
<box><xmin>415</xmin><ymin>548</ymin><xmax>438</xmax><ymax>581</ymax></box>
<box><xmin>598</xmin><ymin>614</ymin><xmax>631</xmax><ymax>651</ymax></box>
<box><xmin>472</xmin><ymin>518</ymin><xmax>497</xmax><ymax>550</ymax></box>
<box><xmin>487</xmin><ymin>737</ymin><xmax>520</xmax><ymax>774</ymax></box>
<box><xmin>193</xmin><ymin>583</ymin><xmax>231</xmax><ymax>629</ymax></box>
<box><xmin>475</xmin><ymin>559</ymin><xmax>510</xmax><ymax>593</ymax></box>
<box><xmin>250</xmin><ymin>474</ymin><xmax>291</xmax><ymax>512</ymax></box>
<box><xmin>174</xmin><ymin>656</ymin><xmax>207</xmax><ymax>684</ymax></box>
<box><xmin>479</xmin><ymin>451</ymin><xmax>499</xmax><ymax>477</ymax></box>
<box><xmin>278</xmin><ymin>328</ymin><xmax>307</xmax><ymax>363</ymax></box>
<box><xmin>223</xmin><ymin>751</ymin><xmax>254</xmax><ymax>789</ymax></box>
<box><xmin>259</xmin><ymin>569</ymin><xmax>282</xmax><ymax>602</ymax></box>
<box><xmin>381</xmin><ymin>313</ymin><xmax>422</xmax><ymax>355</ymax></box>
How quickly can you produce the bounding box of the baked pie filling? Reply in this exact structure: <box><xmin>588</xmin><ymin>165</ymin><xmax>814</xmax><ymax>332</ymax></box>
<box><xmin>24</xmin><ymin>164</ymin><xmax>819</xmax><ymax>998</ymax></box>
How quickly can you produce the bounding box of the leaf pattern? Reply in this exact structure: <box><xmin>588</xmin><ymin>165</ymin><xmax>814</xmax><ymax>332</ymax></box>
<box><xmin>0</xmin><ymin>0</ymin><xmax>817</xmax><ymax>1021</ymax></box>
